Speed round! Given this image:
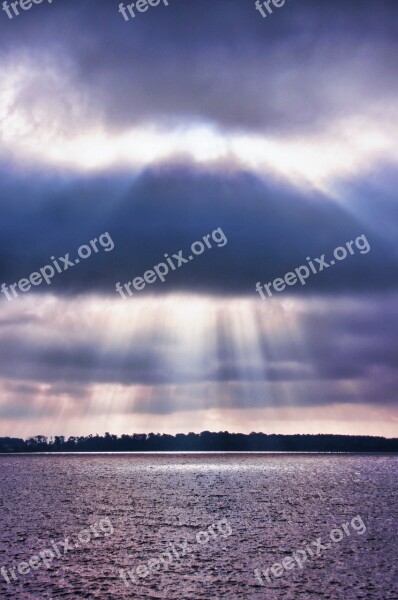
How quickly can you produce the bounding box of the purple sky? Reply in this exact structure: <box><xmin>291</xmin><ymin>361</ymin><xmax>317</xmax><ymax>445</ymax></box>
<box><xmin>0</xmin><ymin>0</ymin><xmax>397</xmax><ymax>437</ymax></box>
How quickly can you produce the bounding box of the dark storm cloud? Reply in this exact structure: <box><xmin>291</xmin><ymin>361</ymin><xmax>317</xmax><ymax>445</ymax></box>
<box><xmin>0</xmin><ymin>0</ymin><xmax>397</xmax><ymax>428</ymax></box>
<box><xmin>0</xmin><ymin>165</ymin><xmax>395</xmax><ymax>297</ymax></box>
<box><xmin>0</xmin><ymin>0</ymin><xmax>397</xmax><ymax>135</ymax></box>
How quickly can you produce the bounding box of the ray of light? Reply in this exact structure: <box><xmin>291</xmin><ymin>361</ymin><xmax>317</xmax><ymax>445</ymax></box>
<box><xmin>0</xmin><ymin>292</ymin><xmax>324</xmax><ymax>424</ymax></box>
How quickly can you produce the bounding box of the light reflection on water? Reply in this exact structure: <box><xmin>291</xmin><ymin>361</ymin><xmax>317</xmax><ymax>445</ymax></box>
<box><xmin>0</xmin><ymin>453</ymin><xmax>396</xmax><ymax>599</ymax></box>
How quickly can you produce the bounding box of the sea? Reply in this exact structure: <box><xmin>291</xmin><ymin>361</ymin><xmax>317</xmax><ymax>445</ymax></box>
<box><xmin>0</xmin><ymin>453</ymin><xmax>397</xmax><ymax>599</ymax></box>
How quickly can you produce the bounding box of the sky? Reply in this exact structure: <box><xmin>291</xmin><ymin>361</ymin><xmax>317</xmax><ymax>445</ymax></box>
<box><xmin>0</xmin><ymin>0</ymin><xmax>397</xmax><ymax>438</ymax></box>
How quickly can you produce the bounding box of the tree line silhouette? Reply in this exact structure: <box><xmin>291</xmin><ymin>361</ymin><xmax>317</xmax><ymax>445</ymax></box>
<box><xmin>0</xmin><ymin>432</ymin><xmax>397</xmax><ymax>453</ymax></box>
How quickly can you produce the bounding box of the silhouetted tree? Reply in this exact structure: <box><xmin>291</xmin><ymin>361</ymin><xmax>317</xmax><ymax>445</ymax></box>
<box><xmin>0</xmin><ymin>433</ymin><xmax>397</xmax><ymax>453</ymax></box>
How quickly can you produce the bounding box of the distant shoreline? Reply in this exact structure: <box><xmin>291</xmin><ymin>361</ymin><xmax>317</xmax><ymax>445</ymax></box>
<box><xmin>1</xmin><ymin>451</ymin><xmax>398</xmax><ymax>456</ymax></box>
<box><xmin>1</xmin><ymin>433</ymin><xmax>397</xmax><ymax>453</ymax></box>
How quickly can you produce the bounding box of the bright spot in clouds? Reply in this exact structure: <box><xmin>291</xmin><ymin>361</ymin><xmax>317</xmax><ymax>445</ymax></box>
<box><xmin>0</xmin><ymin>59</ymin><xmax>397</xmax><ymax>191</ymax></box>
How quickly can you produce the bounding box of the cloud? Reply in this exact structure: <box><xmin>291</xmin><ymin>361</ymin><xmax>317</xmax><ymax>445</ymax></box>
<box><xmin>0</xmin><ymin>166</ymin><xmax>396</xmax><ymax>298</ymax></box>
<box><xmin>0</xmin><ymin>0</ymin><xmax>397</xmax><ymax>436</ymax></box>
<box><xmin>0</xmin><ymin>1</ymin><xmax>397</xmax><ymax>143</ymax></box>
<box><xmin>0</xmin><ymin>294</ymin><xmax>397</xmax><ymax>418</ymax></box>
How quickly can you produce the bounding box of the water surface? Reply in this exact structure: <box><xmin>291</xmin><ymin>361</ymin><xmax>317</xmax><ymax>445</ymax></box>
<box><xmin>0</xmin><ymin>453</ymin><xmax>396</xmax><ymax>599</ymax></box>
